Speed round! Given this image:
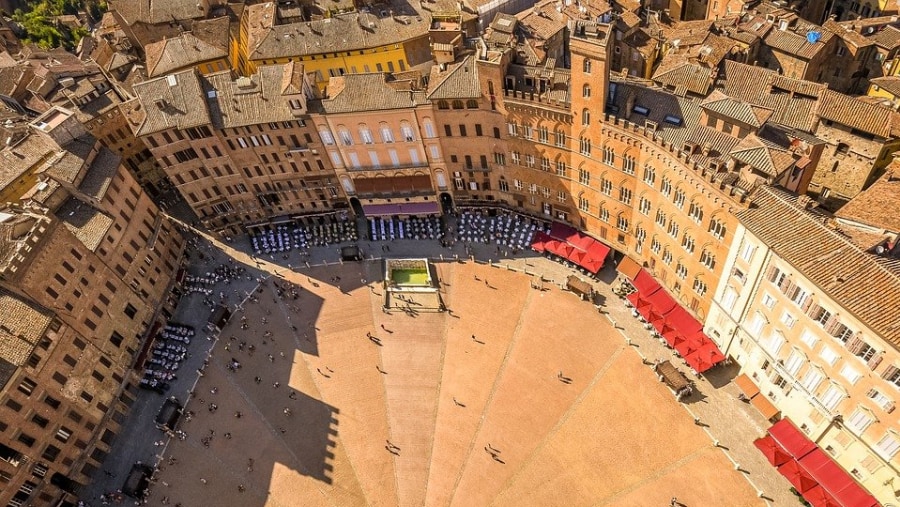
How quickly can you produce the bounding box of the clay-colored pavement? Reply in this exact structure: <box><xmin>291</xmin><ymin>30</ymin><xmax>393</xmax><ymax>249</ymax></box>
<box><xmin>149</xmin><ymin>260</ymin><xmax>762</xmax><ymax>507</ymax></box>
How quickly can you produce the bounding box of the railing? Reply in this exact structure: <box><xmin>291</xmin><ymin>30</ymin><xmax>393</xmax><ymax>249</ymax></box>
<box><xmin>346</xmin><ymin>161</ymin><xmax>430</xmax><ymax>172</ymax></box>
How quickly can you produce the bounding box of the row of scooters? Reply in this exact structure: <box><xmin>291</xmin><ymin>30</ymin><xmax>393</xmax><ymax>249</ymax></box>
<box><xmin>140</xmin><ymin>323</ymin><xmax>194</xmax><ymax>393</ymax></box>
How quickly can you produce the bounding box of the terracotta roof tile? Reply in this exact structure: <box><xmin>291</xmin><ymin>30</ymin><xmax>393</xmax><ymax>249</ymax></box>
<box><xmin>0</xmin><ymin>286</ymin><xmax>52</xmax><ymax>365</ymax></box>
<box><xmin>870</xmin><ymin>76</ymin><xmax>900</xmax><ymax>97</ymax></box>
<box><xmin>700</xmin><ymin>90</ymin><xmax>773</xmax><ymax>127</ymax></box>
<box><xmin>818</xmin><ymin>89</ymin><xmax>896</xmax><ymax>138</ymax></box>
<box><xmin>245</xmin><ymin>2</ymin><xmax>433</xmax><ymax>61</ymax></box>
<box><xmin>729</xmin><ymin>133</ymin><xmax>794</xmax><ymax>176</ymax></box>
<box><xmin>57</xmin><ymin>198</ymin><xmax>114</xmax><ymax>252</ymax></box>
<box><xmin>652</xmin><ymin>56</ymin><xmax>715</xmax><ymax>96</ymax></box>
<box><xmin>131</xmin><ymin>68</ymin><xmax>211</xmax><ymax>136</ymax></box>
<box><xmin>427</xmin><ymin>56</ymin><xmax>481</xmax><ymax>100</ymax></box>
<box><xmin>145</xmin><ymin>31</ymin><xmax>228</xmax><ymax>78</ymax></box>
<box><xmin>869</xmin><ymin>26</ymin><xmax>900</xmax><ymax>51</ymax></box>
<box><xmin>835</xmin><ymin>161</ymin><xmax>900</xmax><ymax>232</ymax></box>
<box><xmin>763</xmin><ymin>22</ymin><xmax>834</xmax><ymax>60</ymax></box>
<box><xmin>203</xmin><ymin>63</ymin><xmax>310</xmax><ymax>129</ymax></box>
<box><xmin>110</xmin><ymin>0</ymin><xmax>208</xmax><ymax>26</ymax></box>
<box><xmin>321</xmin><ymin>73</ymin><xmax>427</xmax><ymax>114</ymax></box>
<box><xmin>738</xmin><ymin>186</ymin><xmax>900</xmax><ymax>349</ymax></box>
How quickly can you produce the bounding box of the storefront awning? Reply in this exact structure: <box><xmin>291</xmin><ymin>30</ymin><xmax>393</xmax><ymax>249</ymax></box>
<box><xmin>616</xmin><ymin>255</ymin><xmax>642</xmax><ymax>280</ymax></box>
<box><xmin>753</xmin><ymin>435</ymin><xmax>792</xmax><ymax>467</ymax></box>
<box><xmin>683</xmin><ymin>341</ymin><xmax>726</xmax><ymax>374</ymax></box>
<box><xmin>768</xmin><ymin>418</ymin><xmax>817</xmax><ymax>460</ymax></box>
<box><xmin>735</xmin><ymin>374</ymin><xmax>761</xmax><ymax>399</ymax></box>
<box><xmin>532</xmin><ymin>224</ymin><xmax>609</xmax><ymax>273</ymax></box>
<box><xmin>631</xmin><ymin>269</ymin><xmax>662</xmax><ymax>295</ymax></box>
<box><xmin>800</xmin><ymin>449</ymin><xmax>879</xmax><ymax>507</ymax></box>
<box><xmin>363</xmin><ymin>202</ymin><xmax>440</xmax><ymax>216</ymax></box>
<box><xmin>750</xmin><ymin>393</ymin><xmax>780</xmax><ymax>421</ymax></box>
<box><xmin>759</xmin><ymin>418</ymin><xmax>879</xmax><ymax>507</ymax></box>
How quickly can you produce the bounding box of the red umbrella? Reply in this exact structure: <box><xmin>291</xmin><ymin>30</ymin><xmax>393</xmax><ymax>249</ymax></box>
<box><xmin>753</xmin><ymin>436</ymin><xmax>791</xmax><ymax>467</ymax></box>
<box><xmin>802</xmin><ymin>485</ymin><xmax>838</xmax><ymax>507</ymax></box>
<box><xmin>778</xmin><ymin>459</ymin><xmax>819</xmax><ymax>494</ymax></box>
<box><xmin>684</xmin><ymin>343</ymin><xmax>726</xmax><ymax>373</ymax></box>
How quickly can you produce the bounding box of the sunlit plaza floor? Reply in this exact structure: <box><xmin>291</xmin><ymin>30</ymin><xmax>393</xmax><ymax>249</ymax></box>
<box><xmin>145</xmin><ymin>259</ymin><xmax>764</xmax><ymax>507</ymax></box>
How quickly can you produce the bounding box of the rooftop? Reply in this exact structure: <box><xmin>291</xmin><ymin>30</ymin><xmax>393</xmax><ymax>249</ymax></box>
<box><xmin>57</xmin><ymin>197</ymin><xmax>114</xmax><ymax>252</ymax></box>
<box><xmin>110</xmin><ymin>0</ymin><xmax>210</xmax><ymax>26</ymax></box>
<box><xmin>244</xmin><ymin>1</ymin><xmax>437</xmax><ymax>61</ymax></box>
<box><xmin>204</xmin><ymin>63</ymin><xmax>311</xmax><ymax>129</ymax></box>
<box><xmin>0</xmin><ymin>287</ymin><xmax>52</xmax><ymax>367</ymax></box>
<box><xmin>145</xmin><ymin>31</ymin><xmax>229</xmax><ymax>78</ymax></box>
<box><xmin>320</xmin><ymin>73</ymin><xmax>428</xmax><ymax>114</ymax></box>
<box><xmin>870</xmin><ymin>75</ymin><xmax>900</xmax><ymax>97</ymax></box>
<box><xmin>129</xmin><ymin>68</ymin><xmax>211</xmax><ymax>137</ymax></box>
<box><xmin>738</xmin><ymin>186</ymin><xmax>900</xmax><ymax>349</ymax></box>
<box><xmin>834</xmin><ymin>161</ymin><xmax>900</xmax><ymax>233</ymax></box>
<box><xmin>762</xmin><ymin>21</ymin><xmax>834</xmax><ymax>60</ymax></box>
<box><xmin>426</xmin><ymin>56</ymin><xmax>481</xmax><ymax>100</ymax></box>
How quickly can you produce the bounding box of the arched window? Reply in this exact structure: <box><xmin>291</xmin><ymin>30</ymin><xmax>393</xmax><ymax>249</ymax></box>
<box><xmin>337</xmin><ymin>126</ymin><xmax>353</xmax><ymax>146</ymax></box>
<box><xmin>466</xmin><ymin>99</ymin><xmax>478</xmax><ymax>109</ymax></box>
<box><xmin>422</xmin><ymin>119</ymin><xmax>435</xmax><ymax>138</ymax></box>
<box><xmin>583</xmin><ymin>84</ymin><xmax>591</xmax><ymax>98</ymax></box>
<box><xmin>452</xmin><ymin>100</ymin><xmax>464</xmax><ymax>109</ymax></box>
<box><xmin>358</xmin><ymin>124</ymin><xmax>373</xmax><ymax>144</ymax></box>
<box><xmin>582</xmin><ymin>108</ymin><xmax>590</xmax><ymax>126</ymax></box>
<box><xmin>379</xmin><ymin>123</ymin><xmax>394</xmax><ymax>143</ymax></box>
<box><xmin>437</xmin><ymin>100</ymin><xmax>450</xmax><ymax>110</ymax></box>
<box><xmin>400</xmin><ymin>121</ymin><xmax>415</xmax><ymax>142</ymax></box>
<box><xmin>583</xmin><ymin>59</ymin><xmax>592</xmax><ymax>73</ymax></box>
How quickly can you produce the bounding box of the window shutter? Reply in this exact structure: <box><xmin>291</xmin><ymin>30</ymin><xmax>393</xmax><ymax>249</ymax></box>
<box><xmin>765</xmin><ymin>265</ymin><xmax>778</xmax><ymax>282</ymax></box>
<box><xmin>806</xmin><ymin>303</ymin><xmax>821</xmax><ymax>318</ymax></box>
<box><xmin>846</xmin><ymin>335</ymin><xmax>864</xmax><ymax>354</ymax></box>
<box><xmin>886</xmin><ymin>402</ymin><xmax>896</xmax><ymax>414</ymax></box>
<box><xmin>780</xmin><ymin>277</ymin><xmax>793</xmax><ymax>293</ymax></box>
<box><xmin>882</xmin><ymin>364</ymin><xmax>900</xmax><ymax>380</ymax></box>
<box><xmin>866</xmin><ymin>388</ymin><xmax>877</xmax><ymax>398</ymax></box>
<box><xmin>824</xmin><ymin>315</ymin><xmax>840</xmax><ymax>334</ymax></box>
<box><xmin>867</xmin><ymin>352</ymin><xmax>883</xmax><ymax>371</ymax></box>
<box><xmin>801</xmin><ymin>296</ymin><xmax>814</xmax><ymax>313</ymax></box>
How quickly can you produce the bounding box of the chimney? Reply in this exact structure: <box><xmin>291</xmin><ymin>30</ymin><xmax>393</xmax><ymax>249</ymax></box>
<box><xmin>797</xmin><ymin>194</ymin><xmax>813</xmax><ymax>209</ymax></box>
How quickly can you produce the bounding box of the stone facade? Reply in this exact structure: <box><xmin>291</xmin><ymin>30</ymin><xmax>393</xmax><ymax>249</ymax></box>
<box><xmin>0</xmin><ymin>108</ymin><xmax>184</xmax><ymax>506</ymax></box>
<box><xmin>706</xmin><ymin>187</ymin><xmax>900</xmax><ymax>505</ymax></box>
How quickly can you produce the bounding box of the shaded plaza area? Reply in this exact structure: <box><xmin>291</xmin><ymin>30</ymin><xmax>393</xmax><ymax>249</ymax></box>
<box><xmin>146</xmin><ymin>259</ymin><xmax>763</xmax><ymax>507</ymax></box>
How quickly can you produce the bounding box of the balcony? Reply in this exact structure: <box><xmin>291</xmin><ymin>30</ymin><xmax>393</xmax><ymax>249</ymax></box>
<box><xmin>346</xmin><ymin>161</ymin><xmax>430</xmax><ymax>172</ymax></box>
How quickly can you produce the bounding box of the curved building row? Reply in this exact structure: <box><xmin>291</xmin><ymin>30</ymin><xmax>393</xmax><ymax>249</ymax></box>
<box><xmin>126</xmin><ymin>19</ymin><xmax>900</xmax><ymax>504</ymax></box>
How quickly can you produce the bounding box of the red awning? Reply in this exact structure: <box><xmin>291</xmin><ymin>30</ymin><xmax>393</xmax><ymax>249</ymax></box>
<box><xmin>530</xmin><ymin>232</ymin><xmax>550</xmax><ymax>252</ymax></box>
<box><xmin>799</xmin><ymin>449</ymin><xmax>879</xmax><ymax>507</ymax></box>
<box><xmin>626</xmin><ymin>292</ymin><xmax>652</xmax><ymax>310</ymax></box>
<box><xmin>569</xmin><ymin>234</ymin><xmax>595</xmax><ymax>252</ymax></box>
<box><xmin>582</xmin><ymin>240</ymin><xmax>609</xmax><ymax>273</ymax></box>
<box><xmin>768</xmin><ymin>419</ymin><xmax>817</xmax><ymax>460</ymax></box>
<box><xmin>683</xmin><ymin>342</ymin><xmax>726</xmax><ymax>373</ymax></box>
<box><xmin>645</xmin><ymin>290</ymin><xmax>678</xmax><ymax>318</ymax></box>
<box><xmin>663</xmin><ymin>306</ymin><xmax>704</xmax><ymax>336</ymax></box>
<box><xmin>548</xmin><ymin>222</ymin><xmax>578</xmax><ymax>241</ymax></box>
<box><xmin>779</xmin><ymin>459</ymin><xmax>820</xmax><ymax>494</ymax></box>
<box><xmin>631</xmin><ymin>269</ymin><xmax>661</xmax><ymax>295</ymax></box>
<box><xmin>754</xmin><ymin>436</ymin><xmax>792</xmax><ymax>467</ymax></box>
<box><xmin>801</xmin><ymin>485</ymin><xmax>839</xmax><ymax>507</ymax></box>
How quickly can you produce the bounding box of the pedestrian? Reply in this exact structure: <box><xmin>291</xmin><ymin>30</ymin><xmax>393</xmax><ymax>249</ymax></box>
<box><xmin>200</xmin><ymin>478</ymin><xmax>208</xmax><ymax>485</ymax></box>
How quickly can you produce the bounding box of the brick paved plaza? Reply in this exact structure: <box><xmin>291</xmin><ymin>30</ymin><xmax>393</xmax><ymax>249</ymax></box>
<box><xmin>137</xmin><ymin>251</ymin><xmax>770</xmax><ymax>507</ymax></box>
